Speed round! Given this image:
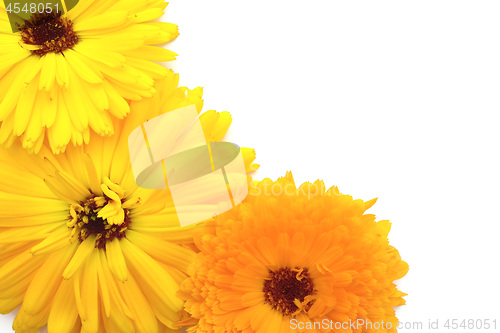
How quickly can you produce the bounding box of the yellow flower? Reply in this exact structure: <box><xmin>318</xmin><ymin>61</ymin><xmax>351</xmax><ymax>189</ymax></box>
<box><xmin>0</xmin><ymin>72</ymin><xmax>258</xmax><ymax>333</ymax></box>
<box><xmin>0</xmin><ymin>0</ymin><xmax>179</xmax><ymax>154</ymax></box>
<box><xmin>179</xmin><ymin>172</ymin><xmax>408</xmax><ymax>333</ymax></box>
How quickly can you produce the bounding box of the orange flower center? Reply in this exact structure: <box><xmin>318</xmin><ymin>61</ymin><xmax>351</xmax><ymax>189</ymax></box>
<box><xmin>263</xmin><ymin>267</ymin><xmax>316</xmax><ymax>316</ymax></box>
<box><xmin>19</xmin><ymin>12</ymin><xmax>78</xmax><ymax>56</ymax></box>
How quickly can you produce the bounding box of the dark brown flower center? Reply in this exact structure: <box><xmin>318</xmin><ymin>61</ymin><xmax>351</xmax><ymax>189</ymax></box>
<box><xmin>263</xmin><ymin>267</ymin><xmax>316</xmax><ymax>316</ymax></box>
<box><xmin>19</xmin><ymin>12</ymin><xmax>78</xmax><ymax>56</ymax></box>
<box><xmin>68</xmin><ymin>196</ymin><xmax>132</xmax><ymax>249</ymax></box>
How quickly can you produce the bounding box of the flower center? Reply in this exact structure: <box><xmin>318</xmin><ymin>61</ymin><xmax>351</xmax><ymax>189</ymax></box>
<box><xmin>19</xmin><ymin>12</ymin><xmax>78</xmax><ymax>56</ymax></box>
<box><xmin>263</xmin><ymin>267</ymin><xmax>316</xmax><ymax>316</ymax></box>
<box><xmin>67</xmin><ymin>179</ymin><xmax>140</xmax><ymax>249</ymax></box>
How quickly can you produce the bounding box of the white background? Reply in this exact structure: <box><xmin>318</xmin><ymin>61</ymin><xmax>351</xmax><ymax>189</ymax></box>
<box><xmin>2</xmin><ymin>0</ymin><xmax>500</xmax><ymax>332</ymax></box>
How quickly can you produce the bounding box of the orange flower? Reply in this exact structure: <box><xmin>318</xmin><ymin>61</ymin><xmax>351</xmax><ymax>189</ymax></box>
<box><xmin>179</xmin><ymin>172</ymin><xmax>408</xmax><ymax>332</ymax></box>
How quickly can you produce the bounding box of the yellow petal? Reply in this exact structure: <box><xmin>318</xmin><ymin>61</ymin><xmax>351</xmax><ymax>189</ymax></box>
<box><xmin>0</xmin><ymin>57</ymin><xmax>40</xmax><ymax>121</ymax></box>
<box><xmin>47</xmin><ymin>279</ymin><xmax>79</xmax><ymax>333</ymax></box>
<box><xmin>98</xmin><ymin>250</ymin><xmax>134</xmax><ymax>319</ymax></box>
<box><xmin>120</xmin><ymin>238</ymin><xmax>182</xmax><ymax>324</ymax></box>
<box><xmin>0</xmin><ymin>211</ymin><xmax>67</xmax><ymax>228</ymax></box>
<box><xmin>200</xmin><ymin>110</ymin><xmax>232</xmax><ymax>142</ymax></box>
<box><xmin>14</xmin><ymin>76</ymin><xmax>38</xmax><ymax>136</ymax></box>
<box><xmin>144</xmin><ymin>22</ymin><xmax>179</xmax><ymax>44</ymax></box>
<box><xmin>80</xmin><ymin>250</ymin><xmax>100</xmax><ymax>333</ymax></box>
<box><xmin>30</xmin><ymin>227</ymin><xmax>72</xmax><ymax>256</ymax></box>
<box><xmin>39</xmin><ymin>89</ymin><xmax>57</xmax><ymax>128</ymax></box>
<box><xmin>0</xmin><ymin>223</ymin><xmax>60</xmax><ymax>244</ymax></box>
<box><xmin>76</xmin><ymin>10</ymin><xmax>130</xmax><ymax>31</ymax></box>
<box><xmin>0</xmin><ymin>47</ymin><xmax>31</xmax><ymax>73</ymax></box>
<box><xmin>126</xmin><ymin>230</ymin><xmax>195</xmax><ymax>272</ymax></box>
<box><xmin>0</xmin><ymin>192</ymin><xmax>67</xmax><ymax>218</ymax></box>
<box><xmin>54</xmin><ymin>53</ymin><xmax>69</xmax><ymax>88</ymax></box>
<box><xmin>21</xmin><ymin>244</ymin><xmax>75</xmax><ymax>316</ymax></box>
<box><xmin>126</xmin><ymin>57</ymin><xmax>169</xmax><ymax>79</ymax></box>
<box><xmin>63</xmin><ymin>49</ymin><xmax>103</xmax><ymax>84</ymax></box>
<box><xmin>125</xmin><ymin>46</ymin><xmax>177</xmax><ymax>61</ymax></box>
<box><xmin>105</xmin><ymin>239</ymin><xmax>128</xmax><ymax>282</ymax></box>
<box><xmin>0</xmin><ymin>293</ymin><xmax>25</xmax><ymax>314</ymax></box>
<box><xmin>73</xmin><ymin>43</ymin><xmax>126</xmax><ymax>68</ymax></box>
<box><xmin>63</xmin><ymin>236</ymin><xmax>95</xmax><ymax>279</ymax></box>
<box><xmin>102</xmin><ymin>81</ymin><xmax>130</xmax><ymax>119</ymax></box>
<box><xmin>44</xmin><ymin>174</ymin><xmax>80</xmax><ymax>204</ymax></box>
<box><xmin>47</xmin><ymin>90</ymin><xmax>72</xmax><ymax>153</ymax></box>
<box><xmin>132</xmin><ymin>8</ymin><xmax>163</xmax><ymax>23</ymax></box>
<box><xmin>0</xmin><ymin>249</ymin><xmax>45</xmax><ymax>293</ymax></box>
<box><xmin>95</xmin><ymin>250</ymin><xmax>111</xmax><ymax>317</ymax></box>
<box><xmin>82</xmin><ymin>81</ymin><xmax>109</xmax><ymax>111</ymax></box>
<box><xmin>116</xmin><ymin>273</ymin><xmax>158</xmax><ymax>333</ymax></box>
<box><xmin>39</xmin><ymin>52</ymin><xmax>56</xmax><ymax>91</ymax></box>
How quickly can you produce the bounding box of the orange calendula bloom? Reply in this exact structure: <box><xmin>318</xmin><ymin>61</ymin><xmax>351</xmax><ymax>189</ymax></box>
<box><xmin>179</xmin><ymin>172</ymin><xmax>408</xmax><ymax>333</ymax></box>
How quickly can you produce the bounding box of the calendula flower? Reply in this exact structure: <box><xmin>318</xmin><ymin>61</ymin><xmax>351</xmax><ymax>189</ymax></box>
<box><xmin>0</xmin><ymin>0</ymin><xmax>179</xmax><ymax>154</ymax></box>
<box><xmin>0</xmin><ymin>72</ymin><xmax>258</xmax><ymax>333</ymax></box>
<box><xmin>179</xmin><ymin>172</ymin><xmax>408</xmax><ymax>333</ymax></box>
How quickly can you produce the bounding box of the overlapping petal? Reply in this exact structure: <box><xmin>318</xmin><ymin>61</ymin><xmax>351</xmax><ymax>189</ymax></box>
<box><xmin>179</xmin><ymin>173</ymin><xmax>408</xmax><ymax>333</ymax></box>
<box><xmin>0</xmin><ymin>0</ymin><xmax>179</xmax><ymax>154</ymax></box>
<box><xmin>0</xmin><ymin>73</ymin><xmax>258</xmax><ymax>332</ymax></box>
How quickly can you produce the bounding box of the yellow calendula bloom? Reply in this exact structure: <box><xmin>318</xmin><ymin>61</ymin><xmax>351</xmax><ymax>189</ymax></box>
<box><xmin>0</xmin><ymin>72</ymin><xmax>258</xmax><ymax>333</ymax></box>
<box><xmin>179</xmin><ymin>172</ymin><xmax>408</xmax><ymax>333</ymax></box>
<box><xmin>0</xmin><ymin>0</ymin><xmax>179</xmax><ymax>154</ymax></box>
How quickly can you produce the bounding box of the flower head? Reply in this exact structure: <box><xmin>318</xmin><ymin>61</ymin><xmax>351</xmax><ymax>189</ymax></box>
<box><xmin>0</xmin><ymin>72</ymin><xmax>258</xmax><ymax>332</ymax></box>
<box><xmin>179</xmin><ymin>173</ymin><xmax>408</xmax><ymax>332</ymax></box>
<box><xmin>0</xmin><ymin>0</ymin><xmax>179</xmax><ymax>154</ymax></box>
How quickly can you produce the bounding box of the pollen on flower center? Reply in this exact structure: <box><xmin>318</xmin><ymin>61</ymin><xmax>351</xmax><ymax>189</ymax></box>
<box><xmin>67</xmin><ymin>179</ymin><xmax>140</xmax><ymax>249</ymax></box>
<box><xmin>19</xmin><ymin>12</ymin><xmax>78</xmax><ymax>56</ymax></box>
<box><xmin>263</xmin><ymin>267</ymin><xmax>316</xmax><ymax>316</ymax></box>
